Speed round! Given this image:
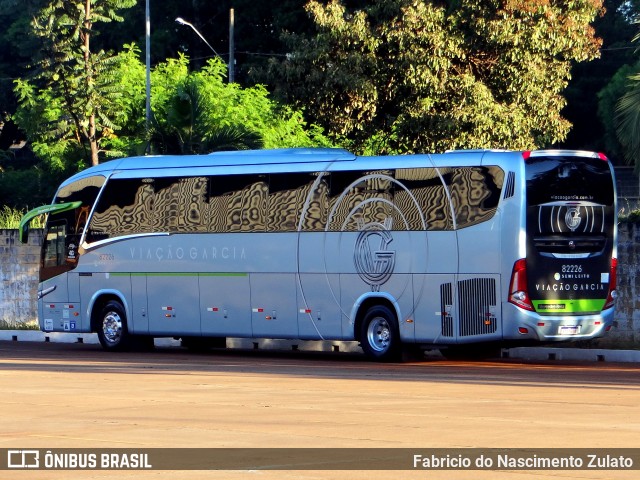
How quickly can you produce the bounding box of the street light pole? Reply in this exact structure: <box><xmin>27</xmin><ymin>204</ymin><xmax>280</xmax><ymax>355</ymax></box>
<box><xmin>229</xmin><ymin>8</ymin><xmax>235</xmax><ymax>84</ymax></box>
<box><xmin>145</xmin><ymin>0</ymin><xmax>151</xmax><ymax>128</ymax></box>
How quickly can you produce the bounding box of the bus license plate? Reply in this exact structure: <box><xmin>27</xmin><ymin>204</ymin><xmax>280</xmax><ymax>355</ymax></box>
<box><xmin>558</xmin><ymin>326</ymin><xmax>581</xmax><ymax>335</ymax></box>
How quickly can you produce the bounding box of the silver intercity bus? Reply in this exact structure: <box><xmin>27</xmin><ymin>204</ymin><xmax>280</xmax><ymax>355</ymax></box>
<box><xmin>20</xmin><ymin>148</ymin><xmax>618</xmax><ymax>360</ymax></box>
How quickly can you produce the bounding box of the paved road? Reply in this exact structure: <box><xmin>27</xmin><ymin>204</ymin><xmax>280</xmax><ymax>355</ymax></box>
<box><xmin>1</xmin><ymin>341</ymin><xmax>639</xmax><ymax>480</ymax></box>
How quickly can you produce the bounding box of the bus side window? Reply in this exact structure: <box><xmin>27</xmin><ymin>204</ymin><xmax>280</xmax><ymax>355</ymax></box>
<box><xmin>209</xmin><ymin>174</ymin><xmax>267</xmax><ymax>232</ymax></box>
<box><xmin>153</xmin><ymin>177</ymin><xmax>209</xmax><ymax>233</ymax></box>
<box><xmin>327</xmin><ymin>170</ymin><xmax>394</xmax><ymax>231</ymax></box>
<box><xmin>89</xmin><ymin>178</ymin><xmax>154</xmax><ymax>239</ymax></box>
<box><xmin>395</xmin><ymin>168</ymin><xmax>453</xmax><ymax>231</ymax></box>
<box><xmin>447</xmin><ymin>166</ymin><xmax>504</xmax><ymax>229</ymax></box>
<box><xmin>269</xmin><ymin>172</ymin><xmax>325</xmax><ymax>232</ymax></box>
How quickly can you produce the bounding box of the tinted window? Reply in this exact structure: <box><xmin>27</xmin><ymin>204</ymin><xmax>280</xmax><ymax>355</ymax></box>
<box><xmin>327</xmin><ymin>170</ymin><xmax>394</xmax><ymax>231</ymax></box>
<box><xmin>84</xmin><ymin>165</ymin><xmax>505</xmax><ymax>239</ymax></box>
<box><xmin>42</xmin><ymin>176</ymin><xmax>105</xmax><ymax>280</ymax></box>
<box><xmin>209</xmin><ymin>174</ymin><xmax>267</xmax><ymax>232</ymax></box>
<box><xmin>153</xmin><ymin>177</ymin><xmax>209</xmax><ymax>232</ymax></box>
<box><xmin>396</xmin><ymin>167</ymin><xmax>453</xmax><ymax>231</ymax></box>
<box><xmin>445</xmin><ymin>166</ymin><xmax>504</xmax><ymax>229</ymax></box>
<box><xmin>526</xmin><ymin>156</ymin><xmax>614</xmax><ymax>206</ymax></box>
<box><xmin>269</xmin><ymin>172</ymin><xmax>322</xmax><ymax>232</ymax></box>
<box><xmin>89</xmin><ymin>178</ymin><xmax>155</xmax><ymax>239</ymax></box>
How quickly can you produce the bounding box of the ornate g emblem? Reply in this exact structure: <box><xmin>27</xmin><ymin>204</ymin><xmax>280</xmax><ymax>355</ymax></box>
<box><xmin>354</xmin><ymin>218</ymin><xmax>396</xmax><ymax>292</ymax></box>
<box><xmin>564</xmin><ymin>207</ymin><xmax>582</xmax><ymax>232</ymax></box>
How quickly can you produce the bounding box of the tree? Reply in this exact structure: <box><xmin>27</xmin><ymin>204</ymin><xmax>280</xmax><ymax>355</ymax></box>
<box><xmin>265</xmin><ymin>0</ymin><xmax>604</xmax><ymax>154</ymax></box>
<box><xmin>598</xmin><ymin>61</ymin><xmax>640</xmax><ymax>162</ymax></box>
<box><xmin>13</xmin><ymin>0</ymin><xmax>137</xmax><ymax>170</ymax></box>
<box><xmin>148</xmin><ymin>55</ymin><xmax>331</xmax><ymax>154</ymax></box>
<box><xmin>615</xmin><ymin>62</ymin><xmax>640</xmax><ymax>166</ymax></box>
<box><xmin>560</xmin><ymin>0</ymin><xmax>640</xmax><ymax>157</ymax></box>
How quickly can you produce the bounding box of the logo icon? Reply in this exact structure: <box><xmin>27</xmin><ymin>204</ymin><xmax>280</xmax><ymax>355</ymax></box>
<box><xmin>354</xmin><ymin>218</ymin><xmax>396</xmax><ymax>291</ymax></box>
<box><xmin>564</xmin><ymin>207</ymin><xmax>582</xmax><ymax>232</ymax></box>
<box><xmin>8</xmin><ymin>450</ymin><xmax>40</xmax><ymax>469</ymax></box>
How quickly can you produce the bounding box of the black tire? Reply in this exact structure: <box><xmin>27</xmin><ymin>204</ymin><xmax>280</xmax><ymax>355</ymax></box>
<box><xmin>97</xmin><ymin>300</ymin><xmax>131</xmax><ymax>351</ymax></box>
<box><xmin>360</xmin><ymin>305</ymin><xmax>401</xmax><ymax>362</ymax></box>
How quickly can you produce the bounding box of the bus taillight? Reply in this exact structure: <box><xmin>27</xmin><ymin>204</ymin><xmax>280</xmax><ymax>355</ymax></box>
<box><xmin>603</xmin><ymin>258</ymin><xmax>618</xmax><ymax>310</ymax></box>
<box><xmin>509</xmin><ymin>259</ymin><xmax>535</xmax><ymax>311</ymax></box>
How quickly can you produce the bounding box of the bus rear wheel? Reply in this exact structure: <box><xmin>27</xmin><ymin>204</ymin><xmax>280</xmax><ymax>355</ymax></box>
<box><xmin>360</xmin><ymin>305</ymin><xmax>401</xmax><ymax>362</ymax></box>
<box><xmin>97</xmin><ymin>301</ymin><xmax>131</xmax><ymax>351</ymax></box>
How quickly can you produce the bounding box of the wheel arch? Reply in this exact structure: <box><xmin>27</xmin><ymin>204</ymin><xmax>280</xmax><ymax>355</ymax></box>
<box><xmin>351</xmin><ymin>292</ymin><xmax>401</xmax><ymax>342</ymax></box>
<box><xmin>88</xmin><ymin>290</ymin><xmax>130</xmax><ymax>333</ymax></box>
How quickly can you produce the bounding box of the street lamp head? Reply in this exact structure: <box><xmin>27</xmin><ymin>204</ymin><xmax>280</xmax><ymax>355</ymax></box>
<box><xmin>174</xmin><ymin>15</ymin><xmax>224</xmax><ymax>65</ymax></box>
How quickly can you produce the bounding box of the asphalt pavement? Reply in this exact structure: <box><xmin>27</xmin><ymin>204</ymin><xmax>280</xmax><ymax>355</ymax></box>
<box><xmin>1</xmin><ymin>329</ymin><xmax>638</xmax><ymax>363</ymax></box>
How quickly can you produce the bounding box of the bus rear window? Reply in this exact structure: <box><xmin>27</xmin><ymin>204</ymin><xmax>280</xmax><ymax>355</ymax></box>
<box><xmin>526</xmin><ymin>156</ymin><xmax>614</xmax><ymax>207</ymax></box>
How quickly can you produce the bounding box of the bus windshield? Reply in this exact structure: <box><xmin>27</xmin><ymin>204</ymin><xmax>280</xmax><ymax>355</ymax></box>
<box><xmin>40</xmin><ymin>176</ymin><xmax>105</xmax><ymax>282</ymax></box>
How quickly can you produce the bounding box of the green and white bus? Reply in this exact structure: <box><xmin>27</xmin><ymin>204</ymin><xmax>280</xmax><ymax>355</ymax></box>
<box><xmin>20</xmin><ymin>148</ymin><xmax>618</xmax><ymax>360</ymax></box>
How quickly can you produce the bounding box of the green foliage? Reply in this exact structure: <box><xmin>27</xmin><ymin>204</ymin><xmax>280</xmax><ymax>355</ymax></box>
<box><xmin>149</xmin><ymin>56</ymin><xmax>332</xmax><ymax>154</ymax></box>
<box><xmin>266</xmin><ymin>0</ymin><xmax>604</xmax><ymax>154</ymax></box>
<box><xmin>560</xmin><ymin>0</ymin><xmax>640</xmax><ymax>154</ymax></box>
<box><xmin>0</xmin><ymin>205</ymin><xmax>44</xmax><ymax>229</ymax></box>
<box><xmin>614</xmin><ymin>21</ymin><xmax>640</xmax><ymax>168</ymax></box>
<box><xmin>12</xmin><ymin>0</ymin><xmax>137</xmax><ymax>169</ymax></box>
<box><xmin>598</xmin><ymin>62</ymin><xmax>640</xmax><ymax>162</ymax></box>
<box><xmin>616</xmin><ymin>72</ymin><xmax>640</xmax><ymax>166</ymax></box>
<box><xmin>0</xmin><ymin>167</ymin><xmax>60</xmax><ymax>209</ymax></box>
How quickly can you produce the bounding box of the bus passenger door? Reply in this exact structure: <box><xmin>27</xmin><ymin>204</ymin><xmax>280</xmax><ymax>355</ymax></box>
<box><xmin>147</xmin><ymin>275</ymin><xmax>200</xmax><ymax>335</ymax></box>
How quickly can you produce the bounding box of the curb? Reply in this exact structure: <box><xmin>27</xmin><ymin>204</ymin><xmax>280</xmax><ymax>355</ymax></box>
<box><xmin>1</xmin><ymin>330</ymin><xmax>638</xmax><ymax>363</ymax></box>
<box><xmin>503</xmin><ymin>346</ymin><xmax>640</xmax><ymax>363</ymax></box>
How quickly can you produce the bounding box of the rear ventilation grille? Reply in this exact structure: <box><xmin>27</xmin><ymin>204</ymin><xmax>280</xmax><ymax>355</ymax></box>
<box><xmin>440</xmin><ymin>283</ymin><xmax>454</xmax><ymax>337</ymax></box>
<box><xmin>458</xmin><ymin>278</ymin><xmax>497</xmax><ymax>337</ymax></box>
<box><xmin>503</xmin><ymin>171</ymin><xmax>516</xmax><ymax>199</ymax></box>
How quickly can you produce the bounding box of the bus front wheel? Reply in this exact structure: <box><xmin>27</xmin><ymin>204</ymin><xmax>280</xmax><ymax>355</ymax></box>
<box><xmin>360</xmin><ymin>305</ymin><xmax>401</xmax><ymax>362</ymax></box>
<box><xmin>97</xmin><ymin>301</ymin><xmax>130</xmax><ymax>351</ymax></box>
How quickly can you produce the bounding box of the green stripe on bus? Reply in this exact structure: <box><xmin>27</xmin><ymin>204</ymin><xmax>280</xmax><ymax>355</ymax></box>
<box><xmin>533</xmin><ymin>299</ymin><xmax>606</xmax><ymax>313</ymax></box>
<box><xmin>110</xmin><ymin>272</ymin><xmax>248</xmax><ymax>277</ymax></box>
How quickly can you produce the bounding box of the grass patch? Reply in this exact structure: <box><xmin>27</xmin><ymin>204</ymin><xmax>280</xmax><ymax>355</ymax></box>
<box><xmin>0</xmin><ymin>205</ymin><xmax>45</xmax><ymax>229</ymax></box>
<box><xmin>0</xmin><ymin>319</ymin><xmax>40</xmax><ymax>330</ymax></box>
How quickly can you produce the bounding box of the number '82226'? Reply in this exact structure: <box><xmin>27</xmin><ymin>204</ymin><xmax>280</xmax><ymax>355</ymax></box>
<box><xmin>561</xmin><ymin>264</ymin><xmax>582</xmax><ymax>273</ymax></box>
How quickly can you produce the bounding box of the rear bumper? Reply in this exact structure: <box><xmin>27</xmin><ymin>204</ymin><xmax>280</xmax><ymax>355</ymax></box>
<box><xmin>502</xmin><ymin>302</ymin><xmax>614</xmax><ymax>342</ymax></box>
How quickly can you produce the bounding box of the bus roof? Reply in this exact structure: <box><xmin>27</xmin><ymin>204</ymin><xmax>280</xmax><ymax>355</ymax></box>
<box><xmin>114</xmin><ymin>148</ymin><xmax>355</xmax><ymax>170</ymax></box>
<box><xmin>58</xmin><ymin>147</ymin><xmax>606</xmax><ymax>188</ymax></box>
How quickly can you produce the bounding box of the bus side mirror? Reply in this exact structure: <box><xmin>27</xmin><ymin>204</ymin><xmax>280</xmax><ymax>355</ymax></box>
<box><xmin>18</xmin><ymin>201</ymin><xmax>83</xmax><ymax>244</ymax></box>
<box><xmin>19</xmin><ymin>221</ymin><xmax>29</xmax><ymax>244</ymax></box>
<box><xmin>18</xmin><ymin>210</ymin><xmax>36</xmax><ymax>244</ymax></box>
